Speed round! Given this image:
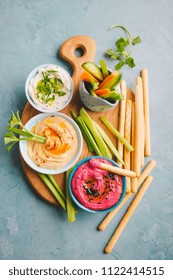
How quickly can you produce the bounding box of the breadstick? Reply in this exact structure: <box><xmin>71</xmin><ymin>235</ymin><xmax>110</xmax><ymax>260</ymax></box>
<box><xmin>131</xmin><ymin>101</ymin><xmax>137</xmax><ymax>193</ymax></box>
<box><xmin>98</xmin><ymin>193</ymin><xmax>132</xmax><ymax>231</ymax></box>
<box><xmin>137</xmin><ymin>160</ymin><xmax>156</xmax><ymax>186</ymax></box>
<box><xmin>98</xmin><ymin>160</ymin><xmax>156</xmax><ymax>231</ymax></box>
<box><xmin>117</xmin><ymin>80</ymin><xmax>127</xmax><ymax>167</ymax></box>
<box><xmin>136</xmin><ymin>76</ymin><xmax>145</xmax><ymax>167</ymax></box>
<box><xmin>141</xmin><ymin>68</ymin><xmax>151</xmax><ymax>156</ymax></box>
<box><xmin>131</xmin><ymin>177</ymin><xmax>137</xmax><ymax>193</ymax></box>
<box><xmin>134</xmin><ymin>84</ymin><xmax>142</xmax><ymax>177</ymax></box>
<box><xmin>124</xmin><ymin>100</ymin><xmax>132</xmax><ymax>192</ymax></box>
<box><xmin>104</xmin><ymin>175</ymin><xmax>153</xmax><ymax>254</ymax></box>
<box><xmin>99</xmin><ymin>162</ymin><xmax>136</xmax><ymax>178</ymax></box>
<box><xmin>131</xmin><ymin>102</ymin><xmax>135</xmax><ymax>170</ymax></box>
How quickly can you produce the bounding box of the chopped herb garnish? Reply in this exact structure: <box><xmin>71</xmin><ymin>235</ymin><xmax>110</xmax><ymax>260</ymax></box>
<box><xmin>35</xmin><ymin>70</ymin><xmax>67</xmax><ymax>104</ymax></box>
<box><xmin>47</xmin><ymin>69</ymin><xmax>58</xmax><ymax>73</ymax></box>
<box><xmin>106</xmin><ymin>25</ymin><xmax>141</xmax><ymax>70</ymax></box>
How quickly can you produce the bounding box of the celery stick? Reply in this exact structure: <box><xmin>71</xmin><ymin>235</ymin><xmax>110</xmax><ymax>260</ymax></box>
<box><xmin>93</xmin><ymin>121</ymin><xmax>125</xmax><ymax>165</ymax></box>
<box><xmin>79</xmin><ymin>107</ymin><xmax>112</xmax><ymax>158</ymax></box>
<box><xmin>37</xmin><ymin>173</ymin><xmax>66</xmax><ymax>211</ymax></box>
<box><xmin>100</xmin><ymin>116</ymin><xmax>134</xmax><ymax>152</ymax></box>
<box><xmin>71</xmin><ymin>111</ymin><xmax>93</xmax><ymax>152</ymax></box>
<box><xmin>77</xmin><ymin>116</ymin><xmax>102</xmax><ymax>156</ymax></box>
<box><xmin>66</xmin><ymin>168</ymin><xmax>76</xmax><ymax>222</ymax></box>
<box><xmin>47</xmin><ymin>174</ymin><xmax>66</xmax><ymax>201</ymax></box>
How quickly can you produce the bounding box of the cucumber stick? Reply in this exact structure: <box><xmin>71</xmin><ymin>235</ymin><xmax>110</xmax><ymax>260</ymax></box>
<box><xmin>79</xmin><ymin>107</ymin><xmax>112</xmax><ymax>159</ymax></box>
<box><xmin>93</xmin><ymin>121</ymin><xmax>125</xmax><ymax>166</ymax></box>
<box><xmin>66</xmin><ymin>168</ymin><xmax>76</xmax><ymax>223</ymax></box>
<box><xmin>100</xmin><ymin>116</ymin><xmax>134</xmax><ymax>152</ymax></box>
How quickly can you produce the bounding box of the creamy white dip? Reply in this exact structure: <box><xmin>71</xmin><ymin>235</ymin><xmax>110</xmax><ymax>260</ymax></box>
<box><xmin>28</xmin><ymin>65</ymin><xmax>72</xmax><ymax>111</ymax></box>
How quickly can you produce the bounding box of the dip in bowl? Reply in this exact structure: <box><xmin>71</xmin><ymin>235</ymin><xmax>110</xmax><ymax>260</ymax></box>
<box><xmin>19</xmin><ymin>113</ymin><xmax>83</xmax><ymax>174</ymax></box>
<box><xmin>68</xmin><ymin>156</ymin><xmax>126</xmax><ymax>213</ymax></box>
<box><xmin>25</xmin><ymin>64</ymin><xmax>74</xmax><ymax>113</ymax></box>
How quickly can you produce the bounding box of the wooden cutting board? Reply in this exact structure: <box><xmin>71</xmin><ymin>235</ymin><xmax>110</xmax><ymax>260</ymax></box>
<box><xmin>21</xmin><ymin>35</ymin><xmax>134</xmax><ymax>206</ymax></box>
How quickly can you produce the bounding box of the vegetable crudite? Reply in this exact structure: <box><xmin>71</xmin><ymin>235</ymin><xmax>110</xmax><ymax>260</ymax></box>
<box><xmin>4</xmin><ymin>33</ymin><xmax>155</xmax><ymax>254</ymax></box>
<box><xmin>80</xmin><ymin>60</ymin><xmax>123</xmax><ymax>104</ymax></box>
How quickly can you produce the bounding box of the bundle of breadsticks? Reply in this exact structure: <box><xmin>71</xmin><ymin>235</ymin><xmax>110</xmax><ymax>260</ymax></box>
<box><xmin>98</xmin><ymin>68</ymin><xmax>156</xmax><ymax>254</ymax></box>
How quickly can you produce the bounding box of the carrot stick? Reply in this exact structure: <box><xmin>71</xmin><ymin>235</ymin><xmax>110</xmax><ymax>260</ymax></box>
<box><xmin>141</xmin><ymin>68</ymin><xmax>151</xmax><ymax>156</ymax></box>
<box><xmin>95</xmin><ymin>88</ymin><xmax>110</xmax><ymax>96</ymax></box>
<box><xmin>81</xmin><ymin>71</ymin><xmax>99</xmax><ymax>83</ymax></box>
<box><xmin>134</xmin><ymin>84</ymin><xmax>142</xmax><ymax>177</ymax></box>
<box><xmin>98</xmin><ymin>70</ymin><xmax>120</xmax><ymax>89</ymax></box>
<box><xmin>98</xmin><ymin>160</ymin><xmax>156</xmax><ymax>231</ymax></box>
<box><xmin>136</xmin><ymin>76</ymin><xmax>145</xmax><ymax>167</ymax></box>
<box><xmin>117</xmin><ymin>80</ymin><xmax>126</xmax><ymax>167</ymax></box>
<box><xmin>124</xmin><ymin>100</ymin><xmax>132</xmax><ymax>192</ymax></box>
<box><xmin>104</xmin><ymin>175</ymin><xmax>153</xmax><ymax>254</ymax></box>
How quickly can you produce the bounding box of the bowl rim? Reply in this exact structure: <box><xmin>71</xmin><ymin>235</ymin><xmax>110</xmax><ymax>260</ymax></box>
<box><xmin>68</xmin><ymin>156</ymin><xmax>127</xmax><ymax>213</ymax></box>
<box><xmin>25</xmin><ymin>63</ymin><xmax>74</xmax><ymax>113</ymax></box>
<box><xmin>19</xmin><ymin>112</ymin><xmax>83</xmax><ymax>175</ymax></box>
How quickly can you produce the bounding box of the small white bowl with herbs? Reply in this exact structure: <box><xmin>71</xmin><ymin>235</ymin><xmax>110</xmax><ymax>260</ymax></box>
<box><xmin>25</xmin><ymin>64</ymin><xmax>74</xmax><ymax>113</ymax></box>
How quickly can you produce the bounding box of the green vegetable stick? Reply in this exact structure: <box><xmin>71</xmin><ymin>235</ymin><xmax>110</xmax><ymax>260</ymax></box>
<box><xmin>93</xmin><ymin>121</ymin><xmax>125</xmax><ymax>166</ymax></box>
<box><xmin>77</xmin><ymin>116</ymin><xmax>102</xmax><ymax>156</ymax></box>
<box><xmin>71</xmin><ymin>111</ymin><xmax>94</xmax><ymax>152</ymax></box>
<box><xmin>66</xmin><ymin>168</ymin><xmax>76</xmax><ymax>222</ymax></box>
<box><xmin>4</xmin><ymin>111</ymin><xmax>46</xmax><ymax>151</ymax></box>
<box><xmin>100</xmin><ymin>60</ymin><xmax>109</xmax><ymax>78</ymax></box>
<box><xmin>79</xmin><ymin>107</ymin><xmax>112</xmax><ymax>159</ymax></box>
<box><xmin>100</xmin><ymin>116</ymin><xmax>134</xmax><ymax>152</ymax></box>
<box><xmin>47</xmin><ymin>174</ymin><xmax>66</xmax><ymax>201</ymax></box>
<box><xmin>37</xmin><ymin>173</ymin><xmax>66</xmax><ymax>211</ymax></box>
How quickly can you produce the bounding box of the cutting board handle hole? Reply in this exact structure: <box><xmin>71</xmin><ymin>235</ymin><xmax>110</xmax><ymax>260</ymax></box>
<box><xmin>74</xmin><ymin>47</ymin><xmax>85</xmax><ymax>57</ymax></box>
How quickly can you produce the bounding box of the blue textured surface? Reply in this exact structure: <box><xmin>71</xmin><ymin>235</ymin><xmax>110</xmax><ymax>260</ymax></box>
<box><xmin>0</xmin><ymin>0</ymin><xmax>173</xmax><ymax>260</ymax></box>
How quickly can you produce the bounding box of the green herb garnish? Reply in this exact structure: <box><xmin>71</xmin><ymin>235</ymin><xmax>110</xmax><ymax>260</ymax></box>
<box><xmin>4</xmin><ymin>111</ymin><xmax>46</xmax><ymax>151</ymax></box>
<box><xmin>106</xmin><ymin>25</ymin><xmax>141</xmax><ymax>70</ymax></box>
<box><xmin>36</xmin><ymin>71</ymin><xmax>66</xmax><ymax>104</ymax></box>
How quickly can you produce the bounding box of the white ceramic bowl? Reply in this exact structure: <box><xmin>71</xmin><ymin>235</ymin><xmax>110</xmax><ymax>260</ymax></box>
<box><xmin>19</xmin><ymin>113</ymin><xmax>83</xmax><ymax>174</ymax></box>
<box><xmin>25</xmin><ymin>64</ymin><xmax>74</xmax><ymax>113</ymax></box>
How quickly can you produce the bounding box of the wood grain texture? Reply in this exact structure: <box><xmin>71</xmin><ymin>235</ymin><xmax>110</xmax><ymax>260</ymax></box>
<box><xmin>20</xmin><ymin>36</ymin><xmax>134</xmax><ymax>206</ymax></box>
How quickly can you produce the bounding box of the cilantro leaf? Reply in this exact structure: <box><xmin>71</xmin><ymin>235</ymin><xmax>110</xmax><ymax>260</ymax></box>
<box><xmin>132</xmin><ymin>36</ymin><xmax>141</xmax><ymax>45</ymax></box>
<box><xmin>105</xmin><ymin>25</ymin><xmax>141</xmax><ymax>70</ymax></box>
<box><xmin>116</xmin><ymin>38</ymin><xmax>125</xmax><ymax>52</ymax></box>
<box><xmin>125</xmin><ymin>57</ymin><xmax>135</xmax><ymax>68</ymax></box>
<box><xmin>106</xmin><ymin>49</ymin><xmax>119</xmax><ymax>59</ymax></box>
<box><xmin>116</xmin><ymin>37</ymin><xmax>129</xmax><ymax>53</ymax></box>
<box><xmin>115</xmin><ymin>60</ymin><xmax>125</xmax><ymax>70</ymax></box>
<box><xmin>106</xmin><ymin>49</ymin><xmax>116</xmax><ymax>56</ymax></box>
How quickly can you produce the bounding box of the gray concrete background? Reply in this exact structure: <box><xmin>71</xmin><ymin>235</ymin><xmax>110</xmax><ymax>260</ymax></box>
<box><xmin>0</xmin><ymin>0</ymin><xmax>173</xmax><ymax>260</ymax></box>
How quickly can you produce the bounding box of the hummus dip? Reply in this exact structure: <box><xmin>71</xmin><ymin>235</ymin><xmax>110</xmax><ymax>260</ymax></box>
<box><xmin>27</xmin><ymin>116</ymin><xmax>78</xmax><ymax>170</ymax></box>
<box><xmin>72</xmin><ymin>158</ymin><xmax>123</xmax><ymax>210</ymax></box>
<box><xmin>28</xmin><ymin>65</ymin><xmax>72</xmax><ymax>111</ymax></box>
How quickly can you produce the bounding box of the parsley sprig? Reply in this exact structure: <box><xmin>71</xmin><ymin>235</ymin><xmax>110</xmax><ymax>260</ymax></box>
<box><xmin>106</xmin><ymin>25</ymin><xmax>141</xmax><ymax>70</ymax></box>
<box><xmin>36</xmin><ymin>71</ymin><xmax>67</xmax><ymax>104</ymax></box>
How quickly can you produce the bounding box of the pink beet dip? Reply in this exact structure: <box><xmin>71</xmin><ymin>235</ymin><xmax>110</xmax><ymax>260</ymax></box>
<box><xmin>71</xmin><ymin>158</ymin><xmax>123</xmax><ymax>211</ymax></box>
